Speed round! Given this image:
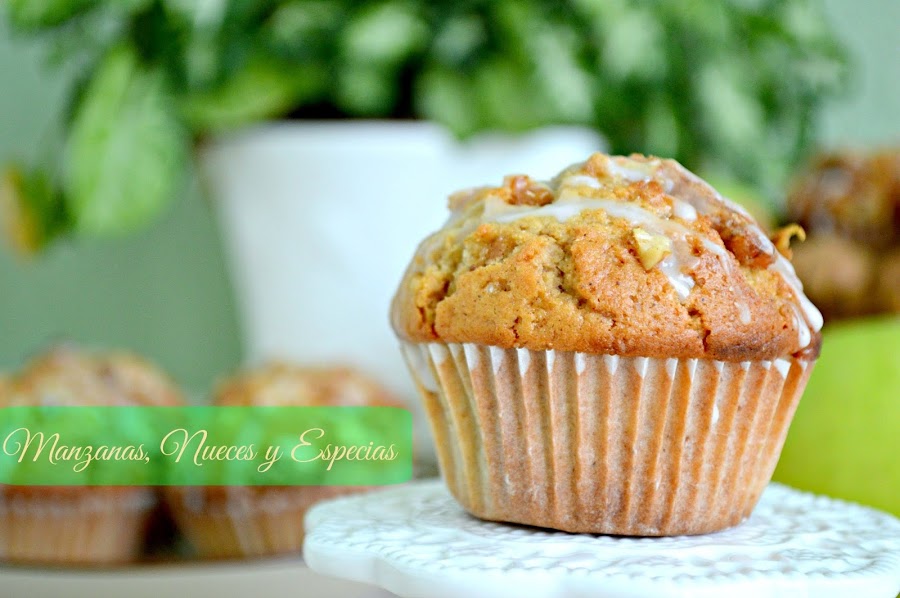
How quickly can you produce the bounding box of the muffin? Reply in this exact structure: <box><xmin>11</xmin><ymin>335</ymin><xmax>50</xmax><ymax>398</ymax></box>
<box><xmin>0</xmin><ymin>346</ymin><xmax>183</xmax><ymax>565</ymax></box>
<box><xmin>788</xmin><ymin>150</ymin><xmax>899</xmax><ymax>249</ymax></box>
<box><xmin>789</xmin><ymin>235</ymin><xmax>878</xmax><ymax>319</ymax></box>
<box><xmin>392</xmin><ymin>153</ymin><xmax>821</xmax><ymax>536</ymax></box>
<box><xmin>788</xmin><ymin>149</ymin><xmax>900</xmax><ymax>319</ymax></box>
<box><xmin>165</xmin><ymin>364</ymin><xmax>400</xmax><ymax>559</ymax></box>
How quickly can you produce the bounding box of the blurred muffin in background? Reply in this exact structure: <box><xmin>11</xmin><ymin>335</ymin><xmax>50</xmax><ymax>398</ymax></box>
<box><xmin>166</xmin><ymin>364</ymin><xmax>401</xmax><ymax>560</ymax></box>
<box><xmin>877</xmin><ymin>248</ymin><xmax>900</xmax><ymax>312</ymax></box>
<box><xmin>789</xmin><ymin>235</ymin><xmax>877</xmax><ymax>319</ymax></box>
<box><xmin>0</xmin><ymin>346</ymin><xmax>184</xmax><ymax>566</ymax></box>
<box><xmin>789</xmin><ymin>151</ymin><xmax>900</xmax><ymax>247</ymax></box>
<box><xmin>788</xmin><ymin>149</ymin><xmax>900</xmax><ymax>320</ymax></box>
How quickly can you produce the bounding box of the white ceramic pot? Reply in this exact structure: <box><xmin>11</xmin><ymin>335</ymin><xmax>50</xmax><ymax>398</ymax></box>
<box><xmin>201</xmin><ymin>121</ymin><xmax>603</xmax><ymax>442</ymax></box>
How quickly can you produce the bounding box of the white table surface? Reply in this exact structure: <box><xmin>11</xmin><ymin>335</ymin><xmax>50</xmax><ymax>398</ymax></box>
<box><xmin>1</xmin><ymin>558</ymin><xmax>396</xmax><ymax>598</ymax></box>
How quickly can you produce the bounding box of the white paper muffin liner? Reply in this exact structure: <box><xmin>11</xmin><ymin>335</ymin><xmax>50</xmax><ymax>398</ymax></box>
<box><xmin>165</xmin><ymin>486</ymin><xmax>365</xmax><ymax>559</ymax></box>
<box><xmin>400</xmin><ymin>341</ymin><xmax>814</xmax><ymax>536</ymax></box>
<box><xmin>0</xmin><ymin>488</ymin><xmax>156</xmax><ymax>565</ymax></box>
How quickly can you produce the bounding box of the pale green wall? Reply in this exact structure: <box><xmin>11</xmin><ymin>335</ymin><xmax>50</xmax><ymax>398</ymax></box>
<box><xmin>0</xmin><ymin>2</ymin><xmax>896</xmax><ymax>390</ymax></box>
<box><xmin>0</xmin><ymin>20</ymin><xmax>242</xmax><ymax>390</ymax></box>
<box><xmin>819</xmin><ymin>0</ymin><xmax>900</xmax><ymax>146</ymax></box>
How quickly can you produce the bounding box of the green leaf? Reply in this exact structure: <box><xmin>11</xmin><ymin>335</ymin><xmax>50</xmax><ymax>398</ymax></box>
<box><xmin>6</xmin><ymin>0</ymin><xmax>151</xmax><ymax>30</ymax></box>
<box><xmin>431</xmin><ymin>15</ymin><xmax>486</xmax><ymax>64</ymax></box>
<box><xmin>341</xmin><ymin>3</ymin><xmax>428</xmax><ymax>65</ymax></box>
<box><xmin>64</xmin><ymin>45</ymin><xmax>188</xmax><ymax>236</ymax></box>
<box><xmin>6</xmin><ymin>0</ymin><xmax>96</xmax><ymax>29</ymax></box>
<box><xmin>0</xmin><ymin>165</ymin><xmax>66</xmax><ymax>255</ymax></box>
<box><xmin>416</xmin><ymin>67</ymin><xmax>481</xmax><ymax>138</ymax></box>
<box><xmin>474</xmin><ymin>58</ymin><xmax>544</xmax><ymax>133</ymax></box>
<box><xmin>180</xmin><ymin>56</ymin><xmax>328</xmax><ymax>131</ymax></box>
<box><xmin>267</xmin><ymin>0</ymin><xmax>342</xmax><ymax>58</ymax></box>
<box><xmin>336</xmin><ymin>62</ymin><xmax>397</xmax><ymax>116</ymax></box>
<box><xmin>9</xmin><ymin>0</ymin><xmax>852</xmax><ymax>234</ymax></box>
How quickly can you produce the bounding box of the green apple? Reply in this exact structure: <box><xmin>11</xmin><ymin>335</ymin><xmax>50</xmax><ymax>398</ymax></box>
<box><xmin>773</xmin><ymin>316</ymin><xmax>900</xmax><ymax>516</ymax></box>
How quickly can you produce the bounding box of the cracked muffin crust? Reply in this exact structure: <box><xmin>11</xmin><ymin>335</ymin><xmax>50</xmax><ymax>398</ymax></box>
<box><xmin>392</xmin><ymin>153</ymin><xmax>822</xmax><ymax>361</ymax></box>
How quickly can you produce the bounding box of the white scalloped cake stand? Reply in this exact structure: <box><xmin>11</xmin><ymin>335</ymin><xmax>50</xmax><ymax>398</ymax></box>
<box><xmin>303</xmin><ymin>480</ymin><xmax>900</xmax><ymax>598</ymax></box>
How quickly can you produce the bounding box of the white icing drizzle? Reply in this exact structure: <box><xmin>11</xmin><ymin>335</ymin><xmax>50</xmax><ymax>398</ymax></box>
<box><xmin>673</xmin><ymin>166</ymin><xmax>754</xmax><ymax>220</ymax></box>
<box><xmin>487</xmin><ymin>196</ymin><xmax>719</xmax><ymax>301</ymax></box>
<box><xmin>671</xmin><ymin>165</ymin><xmax>822</xmax><ymax>348</ymax></box>
<box><xmin>612</xmin><ymin>158</ymin><xmax>823</xmax><ymax>348</ymax></box>
<box><xmin>720</xmin><ymin>227</ymin><xmax>822</xmax><ymax>349</ymax></box>
<box><xmin>562</xmin><ymin>174</ymin><xmax>603</xmax><ymax>189</ymax></box>
<box><xmin>769</xmin><ymin>252</ymin><xmax>824</xmax><ymax>333</ymax></box>
<box><xmin>440</xmin><ymin>154</ymin><xmax>823</xmax><ymax>350</ymax></box>
<box><xmin>658</xmin><ymin>254</ymin><xmax>696</xmax><ymax>300</ymax></box>
<box><xmin>490</xmin><ymin>198</ymin><xmax>604</xmax><ymax>224</ymax></box>
<box><xmin>605</xmin><ymin>159</ymin><xmax>654</xmax><ymax>182</ymax></box>
<box><xmin>672</xmin><ymin>200</ymin><xmax>698</xmax><ymax>221</ymax></box>
<box><xmin>481</xmin><ymin>194</ymin><xmax>518</xmax><ymax>220</ymax></box>
<box><xmin>791</xmin><ymin>304</ymin><xmax>812</xmax><ymax>349</ymax></box>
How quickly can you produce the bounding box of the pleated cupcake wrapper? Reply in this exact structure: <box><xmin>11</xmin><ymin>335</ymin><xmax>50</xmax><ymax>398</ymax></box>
<box><xmin>0</xmin><ymin>489</ymin><xmax>155</xmax><ymax>565</ymax></box>
<box><xmin>166</xmin><ymin>487</ymin><xmax>361</xmax><ymax>559</ymax></box>
<box><xmin>401</xmin><ymin>341</ymin><xmax>814</xmax><ymax>536</ymax></box>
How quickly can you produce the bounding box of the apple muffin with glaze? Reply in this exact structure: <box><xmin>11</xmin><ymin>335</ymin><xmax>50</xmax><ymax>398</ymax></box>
<box><xmin>392</xmin><ymin>153</ymin><xmax>821</xmax><ymax>536</ymax></box>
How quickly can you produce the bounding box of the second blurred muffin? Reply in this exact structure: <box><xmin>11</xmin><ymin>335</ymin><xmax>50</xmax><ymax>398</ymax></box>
<box><xmin>165</xmin><ymin>364</ymin><xmax>400</xmax><ymax>559</ymax></box>
<box><xmin>788</xmin><ymin>149</ymin><xmax>900</xmax><ymax>319</ymax></box>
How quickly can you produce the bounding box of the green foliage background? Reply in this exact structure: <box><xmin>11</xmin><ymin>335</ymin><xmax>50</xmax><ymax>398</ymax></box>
<box><xmin>0</xmin><ymin>1</ymin><xmax>896</xmax><ymax>390</ymax></box>
<box><xmin>3</xmin><ymin>0</ymin><xmax>847</xmax><ymax>249</ymax></box>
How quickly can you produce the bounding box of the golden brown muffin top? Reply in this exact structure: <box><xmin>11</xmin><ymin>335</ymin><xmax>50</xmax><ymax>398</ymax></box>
<box><xmin>215</xmin><ymin>363</ymin><xmax>401</xmax><ymax>407</ymax></box>
<box><xmin>392</xmin><ymin>153</ymin><xmax>822</xmax><ymax>361</ymax></box>
<box><xmin>2</xmin><ymin>345</ymin><xmax>184</xmax><ymax>407</ymax></box>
